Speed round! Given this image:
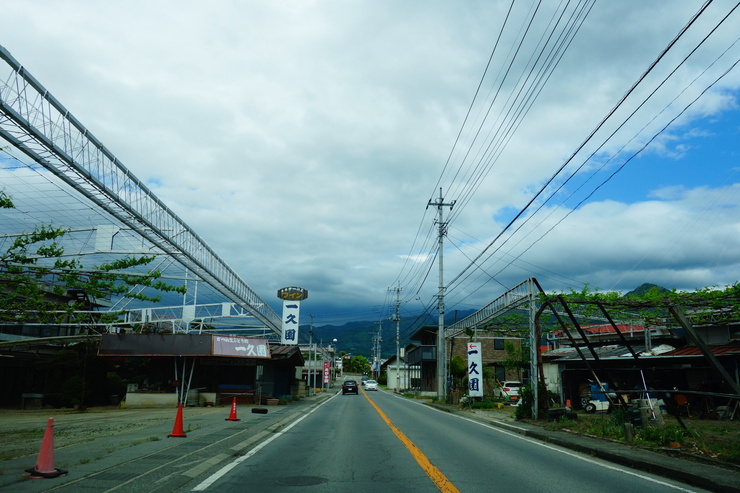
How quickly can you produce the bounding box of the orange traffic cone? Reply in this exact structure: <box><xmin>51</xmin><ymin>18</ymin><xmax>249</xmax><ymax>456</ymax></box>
<box><xmin>225</xmin><ymin>397</ymin><xmax>241</xmax><ymax>421</ymax></box>
<box><xmin>25</xmin><ymin>418</ymin><xmax>68</xmax><ymax>479</ymax></box>
<box><xmin>168</xmin><ymin>403</ymin><xmax>187</xmax><ymax>438</ymax></box>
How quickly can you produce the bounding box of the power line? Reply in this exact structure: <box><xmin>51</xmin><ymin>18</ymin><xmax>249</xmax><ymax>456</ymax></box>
<box><xmin>443</xmin><ymin>0</ymin><xmax>719</xmax><ymax>295</ymax></box>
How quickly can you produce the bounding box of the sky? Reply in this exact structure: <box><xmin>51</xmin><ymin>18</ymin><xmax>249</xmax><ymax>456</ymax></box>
<box><xmin>2</xmin><ymin>1</ymin><xmax>739</xmax><ymax>329</ymax></box>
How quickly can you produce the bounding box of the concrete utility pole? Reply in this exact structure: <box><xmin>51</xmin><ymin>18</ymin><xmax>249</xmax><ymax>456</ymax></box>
<box><xmin>427</xmin><ymin>188</ymin><xmax>455</xmax><ymax>401</ymax></box>
<box><xmin>373</xmin><ymin>322</ymin><xmax>383</xmax><ymax>379</ymax></box>
<box><xmin>390</xmin><ymin>285</ymin><xmax>402</xmax><ymax>391</ymax></box>
<box><xmin>309</xmin><ymin>314</ymin><xmax>314</xmax><ymax>396</ymax></box>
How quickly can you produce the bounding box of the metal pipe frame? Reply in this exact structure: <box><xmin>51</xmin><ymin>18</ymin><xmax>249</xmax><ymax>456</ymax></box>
<box><xmin>0</xmin><ymin>45</ymin><xmax>280</xmax><ymax>334</ymax></box>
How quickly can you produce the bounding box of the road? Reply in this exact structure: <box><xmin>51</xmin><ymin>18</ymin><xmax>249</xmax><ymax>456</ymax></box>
<box><xmin>190</xmin><ymin>382</ymin><xmax>710</xmax><ymax>493</ymax></box>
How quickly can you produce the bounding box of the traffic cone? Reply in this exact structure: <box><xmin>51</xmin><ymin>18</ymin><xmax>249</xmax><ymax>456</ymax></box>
<box><xmin>168</xmin><ymin>403</ymin><xmax>187</xmax><ymax>438</ymax></box>
<box><xmin>225</xmin><ymin>397</ymin><xmax>241</xmax><ymax>421</ymax></box>
<box><xmin>25</xmin><ymin>418</ymin><xmax>68</xmax><ymax>479</ymax></box>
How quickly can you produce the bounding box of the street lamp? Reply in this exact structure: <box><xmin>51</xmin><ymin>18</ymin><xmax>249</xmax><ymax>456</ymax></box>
<box><xmin>332</xmin><ymin>338</ymin><xmax>338</xmax><ymax>375</ymax></box>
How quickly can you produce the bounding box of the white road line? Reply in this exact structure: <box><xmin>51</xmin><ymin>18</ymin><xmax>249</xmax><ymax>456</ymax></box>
<box><xmin>453</xmin><ymin>413</ymin><xmax>701</xmax><ymax>492</ymax></box>
<box><xmin>191</xmin><ymin>392</ymin><xmax>339</xmax><ymax>491</ymax></box>
<box><xmin>391</xmin><ymin>393</ymin><xmax>699</xmax><ymax>492</ymax></box>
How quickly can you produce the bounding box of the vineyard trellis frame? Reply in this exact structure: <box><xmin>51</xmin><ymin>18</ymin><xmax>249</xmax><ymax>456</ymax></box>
<box><xmin>536</xmin><ymin>291</ymin><xmax>740</xmax><ymax>423</ymax></box>
<box><xmin>449</xmin><ymin>277</ymin><xmax>740</xmax><ymax>420</ymax></box>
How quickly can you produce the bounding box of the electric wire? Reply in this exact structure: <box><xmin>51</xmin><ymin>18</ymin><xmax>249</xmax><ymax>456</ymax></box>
<box><xmin>446</xmin><ymin>3</ymin><xmax>737</xmax><ymax>307</ymax></box>
<box><xmin>443</xmin><ymin>0</ymin><xmax>716</xmax><ymax>295</ymax></box>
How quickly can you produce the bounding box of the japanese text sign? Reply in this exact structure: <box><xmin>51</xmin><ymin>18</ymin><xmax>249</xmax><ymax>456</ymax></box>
<box><xmin>467</xmin><ymin>342</ymin><xmax>483</xmax><ymax>397</ymax></box>
<box><xmin>280</xmin><ymin>300</ymin><xmax>301</xmax><ymax>345</ymax></box>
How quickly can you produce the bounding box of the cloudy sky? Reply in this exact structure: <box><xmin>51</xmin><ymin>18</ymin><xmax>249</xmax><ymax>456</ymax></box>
<box><xmin>2</xmin><ymin>1</ymin><xmax>739</xmax><ymax>327</ymax></box>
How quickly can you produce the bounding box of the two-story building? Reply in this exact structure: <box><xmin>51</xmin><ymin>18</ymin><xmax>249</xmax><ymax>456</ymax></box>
<box><xmin>404</xmin><ymin>325</ymin><xmax>523</xmax><ymax>398</ymax></box>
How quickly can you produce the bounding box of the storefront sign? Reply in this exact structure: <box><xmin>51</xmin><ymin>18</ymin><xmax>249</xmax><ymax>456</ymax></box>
<box><xmin>213</xmin><ymin>336</ymin><xmax>270</xmax><ymax>358</ymax></box>
<box><xmin>467</xmin><ymin>342</ymin><xmax>483</xmax><ymax>397</ymax></box>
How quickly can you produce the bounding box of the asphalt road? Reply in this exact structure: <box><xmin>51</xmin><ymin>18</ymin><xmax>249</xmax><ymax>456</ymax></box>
<box><xmin>2</xmin><ymin>384</ymin><xmax>734</xmax><ymax>492</ymax></box>
<box><xmin>190</xmin><ymin>385</ymin><xmax>713</xmax><ymax>493</ymax></box>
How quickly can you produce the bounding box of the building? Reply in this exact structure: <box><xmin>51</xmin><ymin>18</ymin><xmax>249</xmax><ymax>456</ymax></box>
<box><xmin>404</xmin><ymin>325</ymin><xmax>523</xmax><ymax>398</ymax></box>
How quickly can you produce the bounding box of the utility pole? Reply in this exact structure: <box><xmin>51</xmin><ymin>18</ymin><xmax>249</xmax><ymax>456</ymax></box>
<box><xmin>390</xmin><ymin>284</ymin><xmax>402</xmax><ymax>392</ymax></box>
<box><xmin>427</xmin><ymin>188</ymin><xmax>455</xmax><ymax>401</ymax></box>
<box><xmin>373</xmin><ymin>321</ymin><xmax>383</xmax><ymax>379</ymax></box>
<box><xmin>309</xmin><ymin>314</ymin><xmax>314</xmax><ymax>396</ymax></box>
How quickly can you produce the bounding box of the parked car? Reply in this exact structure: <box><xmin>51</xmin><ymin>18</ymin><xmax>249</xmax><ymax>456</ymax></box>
<box><xmin>364</xmin><ymin>379</ymin><xmax>378</xmax><ymax>391</ymax></box>
<box><xmin>494</xmin><ymin>381</ymin><xmax>522</xmax><ymax>405</ymax></box>
<box><xmin>342</xmin><ymin>379</ymin><xmax>359</xmax><ymax>395</ymax></box>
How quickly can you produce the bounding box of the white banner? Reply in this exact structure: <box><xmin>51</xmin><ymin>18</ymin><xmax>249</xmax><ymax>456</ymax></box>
<box><xmin>280</xmin><ymin>300</ymin><xmax>300</xmax><ymax>345</ymax></box>
<box><xmin>467</xmin><ymin>342</ymin><xmax>483</xmax><ymax>397</ymax></box>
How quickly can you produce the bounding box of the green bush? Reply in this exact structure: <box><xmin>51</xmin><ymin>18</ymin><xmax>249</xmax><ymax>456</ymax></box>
<box><xmin>470</xmin><ymin>398</ymin><xmax>499</xmax><ymax>410</ymax></box>
<box><xmin>514</xmin><ymin>382</ymin><xmax>553</xmax><ymax>420</ymax></box>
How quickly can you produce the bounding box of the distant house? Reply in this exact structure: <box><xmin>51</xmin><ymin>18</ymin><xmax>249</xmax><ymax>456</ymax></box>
<box><xmin>404</xmin><ymin>327</ymin><xmax>437</xmax><ymax>396</ymax></box>
<box><xmin>380</xmin><ymin>354</ymin><xmax>411</xmax><ymax>391</ymax></box>
<box><xmin>404</xmin><ymin>325</ymin><xmax>522</xmax><ymax>397</ymax></box>
<box><xmin>448</xmin><ymin>334</ymin><xmax>523</xmax><ymax>395</ymax></box>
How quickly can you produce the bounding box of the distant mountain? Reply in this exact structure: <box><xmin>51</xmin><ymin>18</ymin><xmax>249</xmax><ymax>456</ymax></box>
<box><xmin>299</xmin><ymin>309</ymin><xmax>476</xmax><ymax>359</ymax></box>
<box><xmin>624</xmin><ymin>283</ymin><xmax>670</xmax><ymax>297</ymax></box>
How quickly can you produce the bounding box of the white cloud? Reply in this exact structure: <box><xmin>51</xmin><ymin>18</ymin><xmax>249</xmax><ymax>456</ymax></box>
<box><xmin>1</xmin><ymin>1</ymin><xmax>739</xmax><ymax>323</ymax></box>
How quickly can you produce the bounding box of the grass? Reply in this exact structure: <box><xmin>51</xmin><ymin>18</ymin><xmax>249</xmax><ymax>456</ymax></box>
<box><xmin>541</xmin><ymin>410</ymin><xmax>740</xmax><ymax>465</ymax></box>
<box><xmin>448</xmin><ymin>396</ymin><xmax>740</xmax><ymax>466</ymax></box>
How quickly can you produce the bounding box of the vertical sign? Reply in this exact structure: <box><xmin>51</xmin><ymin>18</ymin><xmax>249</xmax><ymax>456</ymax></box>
<box><xmin>467</xmin><ymin>342</ymin><xmax>483</xmax><ymax>397</ymax></box>
<box><xmin>277</xmin><ymin>287</ymin><xmax>308</xmax><ymax>345</ymax></box>
<box><xmin>280</xmin><ymin>300</ymin><xmax>300</xmax><ymax>344</ymax></box>
<box><xmin>323</xmin><ymin>360</ymin><xmax>331</xmax><ymax>384</ymax></box>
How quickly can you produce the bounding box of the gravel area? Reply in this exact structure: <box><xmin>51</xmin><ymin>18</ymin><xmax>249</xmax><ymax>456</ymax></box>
<box><xmin>0</xmin><ymin>405</ymin><xmax>220</xmax><ymax>462</ymax></box>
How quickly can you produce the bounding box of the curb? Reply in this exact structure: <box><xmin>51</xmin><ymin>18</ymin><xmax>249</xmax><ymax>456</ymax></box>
<box><xmin>425</xmin><ymin>403</ymin><xmax>739</xmax><ymax>493</ymax></box>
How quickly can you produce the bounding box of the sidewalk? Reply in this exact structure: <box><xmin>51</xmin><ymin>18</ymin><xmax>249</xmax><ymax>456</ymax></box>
<box><xmin>429</xmin><ymin>402</ymin><xmax>740</xmax><ymax>493</ymax></box>
<box><xmin>0</xmin><ymin>391</ymin><xmax>337</xmax><ymax>492</ymax></box>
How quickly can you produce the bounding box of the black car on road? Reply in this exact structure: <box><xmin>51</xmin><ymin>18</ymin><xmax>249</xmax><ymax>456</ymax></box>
<box><xmin>342</xmin><ymin>379</ymin><xmax>359</xmax><ymax>394</ymax></box>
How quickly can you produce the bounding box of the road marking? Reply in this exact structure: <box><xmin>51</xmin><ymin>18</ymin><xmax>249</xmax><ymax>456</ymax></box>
<box><xmin>394</xmin><ymin>394</ymin><xmax>698</xmax><ymax>492</ymax></box>
<box><xmin>453</xmin><ymin>414</ymin><xmax>699</xmax><ymax>492</ymax></box>
<box><xmin>182</xmin><ymin>453</ymin><xmax>231</xmax><ymax>478</ymax></box>
<box><xmin>363</xmin><ymin>392</ymin><xmax>460</xmax><ymax>493</ymax></box>
<box><xmin>190</xmin><ymin>392</ymin><xmax>339</xmax><ymax>491</ymax></box>
<box><xmin>229</xmin><ymin>430</ymin><xmax>271</xmax><ymax>452</ymax></box>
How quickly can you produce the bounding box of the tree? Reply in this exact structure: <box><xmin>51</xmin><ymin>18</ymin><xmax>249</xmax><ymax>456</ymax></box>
<box><xmin>0</xmin><ymin>191</ymin><xmax>185</xmax><ymax>328</ymax></box>
<box><xmin>344</xmin><ymin>355</ymin><xmax>371</xmax><ymax>375</ymax></box>
<box><xmin>501</xmin><ymin>340</ymin><xmax>525</xmax><ymax>382</ymax></box>
<box><xmin>450</xmin><ymin>355</ymin><xmax>467</xmax><ymax>391</ymax></box>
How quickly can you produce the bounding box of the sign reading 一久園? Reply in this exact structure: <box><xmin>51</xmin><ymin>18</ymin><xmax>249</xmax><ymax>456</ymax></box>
<box><xmin>213</xmin><ymin>336</ymin><xmax>271</xmax><ymax>358</ymax></box>
<box><xmin>467</xmin><ymin>342</ymin><xmax>483</xmax><ymax>397</ymax></box>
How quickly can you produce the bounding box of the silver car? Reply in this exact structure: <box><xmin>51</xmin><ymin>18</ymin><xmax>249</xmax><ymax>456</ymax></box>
<box><xmin>364</xmin><ymin>379</ymin><xmax>379</xmax><ymax>391</ymax></box>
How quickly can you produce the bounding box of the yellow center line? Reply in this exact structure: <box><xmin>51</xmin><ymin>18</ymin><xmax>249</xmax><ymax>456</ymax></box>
<box><xmin>362</xmin><ymin>389</ymin><xmax>460</xmax><ymax>493</ymax></box>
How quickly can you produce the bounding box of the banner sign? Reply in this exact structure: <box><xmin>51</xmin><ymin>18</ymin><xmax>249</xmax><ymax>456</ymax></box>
<box><xmin>280</xmin><ymin>300</ymin><xmax>300</xmax><ymax>344</ymax></box>
<box><xmin>323</xmin><ymin>360</ymin><xmax>331</xmax><ymax>384</ymax></box>
<box><xmin>98</xmin><ymin>334</ymin><xmax>270</xmax><ymax>358</ymax></box>
<box><xmin>467</xmin><ymin>342</ymin><xmax>483</xmax><ymax>397</ymax></box>
<box><xmin>279</xmin><ymin>286</ymin><xmax>306</xmax><ymax>345</ymax></box>
<box><xmin>213</xmin><ymin>336</ymin><xmax>270</xmax><ymax>358</ymax></box>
